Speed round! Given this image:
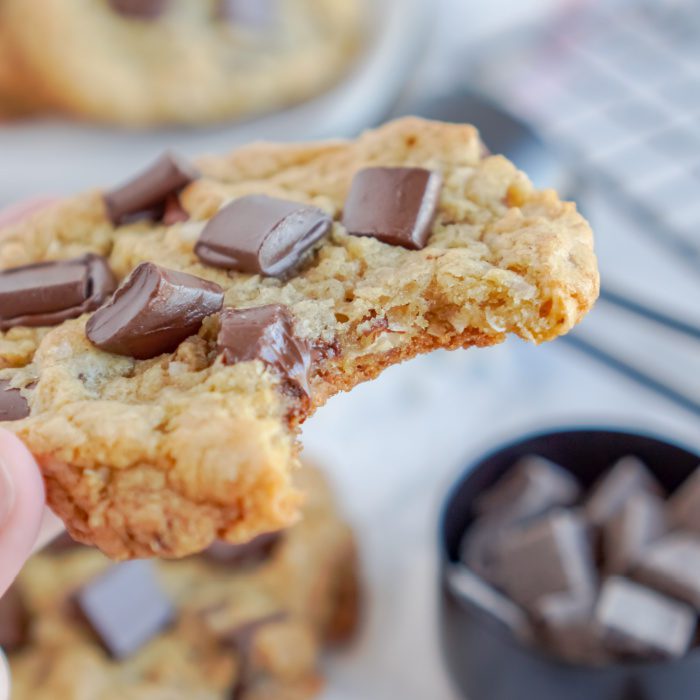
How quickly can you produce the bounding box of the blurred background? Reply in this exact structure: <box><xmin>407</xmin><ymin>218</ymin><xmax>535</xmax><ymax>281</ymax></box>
<box><xmin>2</xmin><ymin>0</ymin><xmax>700</xmax><ymax>697</ymax></box>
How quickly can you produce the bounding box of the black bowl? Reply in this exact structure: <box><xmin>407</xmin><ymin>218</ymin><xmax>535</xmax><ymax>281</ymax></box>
<box><xmin>438</xmin><ymin>428</ymin><xmax>700</xmax><ymax>700</ymax></box>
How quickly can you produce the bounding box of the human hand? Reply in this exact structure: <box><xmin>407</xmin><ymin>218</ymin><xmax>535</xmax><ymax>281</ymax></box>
<box><xmin>0</xmin><ymin>198</ymin><xmax>66</xmax><ymax>592</ymax></box>
<box><xmin>0</xmin><ymin>199</ymin><xmax>65</xmax><ymax>699</ymax></box>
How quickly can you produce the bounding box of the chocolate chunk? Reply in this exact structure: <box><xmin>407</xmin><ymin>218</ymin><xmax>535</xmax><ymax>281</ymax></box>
<box><xmin>633</xmin><ymin>533</ymin><xmax>700</xmax><ymax>607</ymax></box>
<box><xmin>76</xmin><ymin>561</ymin><xmax>174</xmax><ymax>659</ymax></box>
<box><xmin>220</xmin><ymin>611</ymin><xmax>287</xmax><ymax>700</ymax></box>
<box><xmin>202</xmin><ymin>532</ymin><xmax>281</xmax><ymax>568</ymax></box>
<box><xmin>342</xmin><ymin>167</ymin><xmax>442</xmax><ymax>250</ymax></box>
<box><xmin>108</xmin><ymin>0</ymin><xmax>170</xmax><ymax>20</ymax></box>
<box><xmin>0</xmin><ymin>254</ymin><xmax>116</xmax><ymax>330</ymax></box>
<box><xmin>447</xmin><ymin>564</ymin><xmax>532</xmax><ymax>642</ymax></box>
<box><xmin>535</xmin><ymin>594</ymin><xmax>606</xmax><ymax>666</ymax></box>
<box><xmin>596</xmin><ymin>577</ymin><xmax>695</xmax><ymax>660</ymax></box>
<box><xmin>217</xmin><ymin>0</ymin><xmax>277</xmax><ymax>26</ymax></box>
<box><xmin>0</xmin><ymin>379</ymin><xmax>29</xmax><ymax>421</ymax></box>
<box><xmin>104</xmin><ymin>153</ymin><xmax>199</xmax><ymax>226</ymax></box>
<box><xmin>668</xmin><ymin>466</ymin><xmax>700</xmax><ymax>532</ymax></box>
<box><xmin>218</xmin><ymin>611</ymin><xmax>287</xmax><ymax>650</ymax></box>
<box><xmin>162</xmin><ymin>194</ymin><xmax>190</xmax><ymax>226</ymax></box>
<box><xmin>459</xmin><ymin>518</ymin><xmax>507</xmax><ymax>587</ymax></box>
<box><xmin>217</xmin><ymin>304</ymin><xmax>311</xmax><ymax>395</ymax></box>
<box><xmin>585</xmin><ymin>456</ymin><xmax>663</xmax><ymax>527</ymax></box>
<box><xmin>195</xmin><ymin>195</ymin><xmax>331</xmax><ymax>278</ymax></box>
<box><xmin>86</xmin><ymin>262</ymin><xmax>223</xmax><ymax>360</ymax></box>
<box><xmin>0</xmin><ymin>585</ymin><xmax>29</xmax><ymax>653</ymax></box>
<box><xmin>475</xmin><ymin>455</ymin><xmax>581</xmax><ymax>522</ymax></box>
<box><xmin>46</xmin><ymin>530</ymin><xmax>83</xmax><ymax>554</ymax></box>
<box><xmin>602</xmin><ymin>490</ymin><xmax>666</xmax><ymax>575</ymax></box>
<box><xmin>495</xmin><ymin>510</ymin><xmax>596</xmax><ymax>610</ymax></box>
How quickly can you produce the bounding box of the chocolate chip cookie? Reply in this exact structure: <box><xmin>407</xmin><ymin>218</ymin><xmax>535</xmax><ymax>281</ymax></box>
<box><xmin>0</xmin><ymin>118</ymin><xmax>599</xmax><ymax>559</ymax></box>
<box><xmin>6</xmin><ymin>465</ymin><xmax>359</xmax><ymax>700</ymax></box>
<box><xmin>0</xmin><ymin>0</ymin><xmax>362</xmax><ymax>125</ymax></box>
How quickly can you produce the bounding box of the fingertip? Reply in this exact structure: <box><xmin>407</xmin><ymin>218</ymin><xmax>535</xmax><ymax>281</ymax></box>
<box><xmin>0</xmin><ymin>429</ymin><xmax>45</xmax><ymax>595</ymax></box>
<box><xmin>0</xmin><ymin>197</ymin><xmax>59</xmax><ymax>229</ymax></box>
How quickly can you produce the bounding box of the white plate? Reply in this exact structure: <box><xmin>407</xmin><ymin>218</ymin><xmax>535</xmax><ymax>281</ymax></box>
<box><xmin>0</xmin><ymin>0</ymin><xmax>430</xmax><ymax>205</ymax></box>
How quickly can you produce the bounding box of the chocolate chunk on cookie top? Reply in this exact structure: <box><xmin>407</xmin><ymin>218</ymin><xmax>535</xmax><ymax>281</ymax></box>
<box><xmin>195</xmin><ymin>195</ymin><xmax>332</xmax><ymax>277</ymax></box>
<box><xmin>343</xmin><ymin>167</ymin><xmax>442</xmax><ymax>249</ymax></box>
<box><xmin>108</xmin><ymin>0</ymin><xmax>169</xmax><ymax>19</ymax></box>
<box><xmin>0</xmin><ymin>380</ymin><xmax>30</xmax><ymax>421</ymax></box>
<box><xmin>218</xmin><ymin>305</ymin><xmax>312</xmax><ymax>394</ymax></box>
<box><xmin>104</xmin><ymin>153</ymin><xmax>199</xmax><ymax>225</ymax></box>
<box><xmin>76</xmin><ymin>561</ymin><xmax>174</xmax><ymax>659</ymax></box>
<box><xmin>86</xmin><ymin>262</ymin><xmax>224</xmax><ymax>359</ymax></box>
<box><xmin>0</xmin><ymin>254</ymin><xmax>116</xmax><ymax>331</ymax></box>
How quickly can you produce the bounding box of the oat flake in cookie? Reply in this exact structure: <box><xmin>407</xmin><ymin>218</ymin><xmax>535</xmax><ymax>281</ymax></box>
<box><xmin>0</xmin><ymin>118</ymin><xmax>598</xmax><ymax>559</ymax></box>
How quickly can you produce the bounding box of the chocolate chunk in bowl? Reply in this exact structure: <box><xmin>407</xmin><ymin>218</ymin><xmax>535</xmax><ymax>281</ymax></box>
<box><xmin>0</xmin><ymin>254</ymin><xmax>116</xmax><ymax>330</ymax></box>
<box><xmin>439</xmin><ymin>428</ymin><xmax>700</xmax><ymax>700</ymax></box>
<box><xmin>86</xmin><ymin>262</ymin><xmax>224</xmax><ymax>359</ymax></box>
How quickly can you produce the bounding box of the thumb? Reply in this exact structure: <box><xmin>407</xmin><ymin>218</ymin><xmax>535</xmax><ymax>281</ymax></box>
<box><xmin>0</xmin><ymin>430</ymin><xmax>45</xmax><ymax>596</ymax></box>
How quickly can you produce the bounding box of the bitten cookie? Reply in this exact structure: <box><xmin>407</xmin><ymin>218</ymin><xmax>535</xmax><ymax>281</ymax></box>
<box><xmin>5</xmin><ymin>465</ymin><xmax>359</xmax><ymax>700</ymax></box>
<box><xmin>0</xmin><ymin>0</ymin><xmax>362</xmax><ymax>125</ymax></box>
<box><xmin>0</xmin><ymin>118</ymin><xmax>599</xmax><ymax>559</ymax></box>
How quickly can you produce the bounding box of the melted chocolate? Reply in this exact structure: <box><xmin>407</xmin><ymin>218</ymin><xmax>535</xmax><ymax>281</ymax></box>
<box><xmin>217</xmin><ymin>304</ymin><xmax>311</xmax><ymax>395</ymax></box>
<box><xmin>0</xmin><ymin>254</ymin><xmax>116</xmax><ymax>331</ymax></box>
<box><xmin>104</xmin><ymin>153</ymin><xmax>198</xmax><ymax>226</ymax></box>
<box><xmin>195</xmin><ymin>195</ymin><xmax>331</xmax><ymax>278</ymax></box>
<box><xmin>0</xmin><ymin>379</ymin><xmax>30</xmax><ymax>421</ymax></box>
<box><xmin>86</xmin><ymin>262</ymin><xmax>224</xmax><ymax>359</ymax></box>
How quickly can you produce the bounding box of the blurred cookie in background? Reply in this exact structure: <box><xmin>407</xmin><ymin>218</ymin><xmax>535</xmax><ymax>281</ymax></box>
<box><xmin>0</xmin><ymin>0</ymin><xmax>364</xmax><ymax>126</ymax></box>
<box><xmin>4</xmin><ymin>464</ymin><xmax>360</xmax><ymax>699</ymax></box>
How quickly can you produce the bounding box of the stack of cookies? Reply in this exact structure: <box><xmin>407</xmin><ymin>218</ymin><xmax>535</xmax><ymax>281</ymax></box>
<box><xmin>3</xmin><ymin>466</ymin><xmax>359</xmax><ymax>699</ymax></box>
<box><xmin>0</xmin><ymin>0</ymin><xmax>363</xmax><ymax>125</ymax></box>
